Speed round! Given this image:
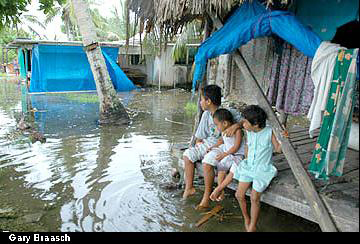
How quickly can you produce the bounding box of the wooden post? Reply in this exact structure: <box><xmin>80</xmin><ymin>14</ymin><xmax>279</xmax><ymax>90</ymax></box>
<box><xmin>189</xmin><ymin>15</ymin><xmax>212</xmax><ymax>146</ymax></box>
<box><xmin>224</xmin><ymin>54</ymin><xmax>232</xmax><ymax>98</ymax></box>
<box><xmin>210</xmin><ymin>14</ymin><xmax>338</xmax><ymax>232</ymax></box>
<box><xmin>6</xmin><ymin>49</ymin><xmax>8</xmax><ymax>65</ymax></box>
<box><xmin>1</xmin><ymin>47</ymin><xmax>5</xmax><ymax>73</ymax></box>
<box><xmin>279</xmin><ymin>111</ymin><xmax>288</xmax><ymax>127</ymax></box>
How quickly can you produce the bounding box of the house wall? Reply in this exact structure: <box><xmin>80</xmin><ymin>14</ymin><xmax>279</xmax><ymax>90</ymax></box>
<box><xmin>119</xmin><ymin>45</ymin><xmax>192</xmax><ymax>88</ymax></box>
<box><xmin>152</xmin><ymin>47</ymin><xmax>191</xmax><ymax>88</ymax></box>
<box><xmin>207</xmin><ymin>37</ymin><xmax>272</xmax><ymax>104</ymax></box>
<box><xmin>118</xmin><ymin>53</ymin><xmax>154</xmax><ymax>85</ymax></box>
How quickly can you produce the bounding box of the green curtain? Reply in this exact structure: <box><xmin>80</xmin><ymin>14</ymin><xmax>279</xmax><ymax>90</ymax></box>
<box><xmin>309</xmin><ymin>48</ymin><xmax>359</xmax><ymax>180</ymax></box>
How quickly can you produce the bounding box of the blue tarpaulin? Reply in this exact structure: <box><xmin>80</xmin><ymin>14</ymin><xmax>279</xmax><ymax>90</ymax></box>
<box><xmin>192</xmin><ymin>0</ymin><xmax>322</xmax><ymax>91</ymax></box>
<box><xmin>291</xmin><ymin>0</ymin><xmax>359</xmax><ymax>41</ymax></box>
<box><xmin>29</xmin><ymin>44</ymin><xmax>136</xmax><ymax>93</ymax></box>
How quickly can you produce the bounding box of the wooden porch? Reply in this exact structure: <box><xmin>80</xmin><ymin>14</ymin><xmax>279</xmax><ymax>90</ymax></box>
<box><xmin>171</xmin><ymin>126</ymin><xmax>359</xmax><ymax>232</ymax></box>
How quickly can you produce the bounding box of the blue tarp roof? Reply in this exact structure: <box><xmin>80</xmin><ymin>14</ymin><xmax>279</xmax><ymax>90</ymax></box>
<box><xmin>192</xmin><ymin>0</ymin><xmax>322</xmax><ymax>92</ymax></box>
<box><xmin>291</xmin><ymin>0</ymin><xmax>359</xmax><ymax>41</ymax></box>
<box><xmin>29</xmin><ymin>44</ymin><xmax>136</xmax><ymax>93</ymax></box>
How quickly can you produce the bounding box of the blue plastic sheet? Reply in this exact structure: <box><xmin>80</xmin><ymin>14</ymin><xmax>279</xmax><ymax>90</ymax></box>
<box><xmin>29</xmin><ymin>44</ymin><xmax>136</xmax><ymax>93</ymax></box>
<box><xmin>291</xmin><ymin>0</ymin><xmax>359</xmax><ymax>41</ymax></box>
<box><xmin>192</xmin><ymin>0</ymin><xmax>322</xmax><ymax>91</ymax></box>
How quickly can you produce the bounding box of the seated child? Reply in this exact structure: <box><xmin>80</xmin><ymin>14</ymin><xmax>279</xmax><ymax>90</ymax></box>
<box><xmin>205</xmin><ymin>108</ymin><xmax>245</xmax><ymax>202</ymax></box>
<box><xmin>182</xmin><ymin>85</ymin><xmax>222</xmax><ymax>200</ymax></box>
<box><xmin>182</xmin><ymin>85</ymin><xmax>242</xmax><ymax>203</ymax></box>
<box><xmin>210</xmin><ymin>105</ymin><xmax>287</xmax><ymax>232</ymax></box>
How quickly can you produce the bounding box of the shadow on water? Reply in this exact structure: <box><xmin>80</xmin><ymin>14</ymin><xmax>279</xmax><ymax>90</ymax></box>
<box><xmin>0</xmin><ymin>78</ymin><xmax>320</xmax><ymax>232</ymax></box>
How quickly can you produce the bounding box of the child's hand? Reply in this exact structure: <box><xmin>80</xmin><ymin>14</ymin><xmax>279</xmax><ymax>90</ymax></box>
<box><xmin>210</xmin><ymin>187</ymin><xmax>221</xmax><ymax>201</ymax></box>
<box><xmin>223</xmin><ymin>123</ymin><xmax>240</xmax><ymax>137</ymax></box>
<box><xmin>281</xmin><ymin>130</ymin><xmax>289</xmax><ymax>138</ymax></box>
<box><xmin>215</xmin><ymin>152</ymin><xmax>228</xmax><ymax>161</ymax></box>
<box><xmin>195</xmin><ymin>139</ymin><xmax>204</xmax><ymax>145</ymax></box>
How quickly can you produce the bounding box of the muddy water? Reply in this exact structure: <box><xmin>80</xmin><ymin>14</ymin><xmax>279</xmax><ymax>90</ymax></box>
<box><xmin>0</xmin><ymin>78</ymin><xmax>320</xmax><ymax>232</ymax></box>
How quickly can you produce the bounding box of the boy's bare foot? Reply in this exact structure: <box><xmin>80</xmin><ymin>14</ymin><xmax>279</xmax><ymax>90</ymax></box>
<box><xmin>182</xmin><ymin>187</ymin><xmax>196</xmax><ymax>199</ymax></box>
<box><xmin>196</xmin><ymin>199</ymin><xmax>210</xmax><ymax>210</ymax></box>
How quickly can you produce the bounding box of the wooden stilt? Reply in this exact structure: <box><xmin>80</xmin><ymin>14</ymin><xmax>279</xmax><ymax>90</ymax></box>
<box><xmin>210</xmin><ymin>14</ymin><xmax>338</xmax><ymax>232</ymax></box>
<box><xmin>190</xmin><ymin>15</ymin><xmax>213</xmax><ymax>146</ymax></box>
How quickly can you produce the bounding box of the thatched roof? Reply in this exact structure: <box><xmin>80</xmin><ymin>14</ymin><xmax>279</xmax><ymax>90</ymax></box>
<box><xmin>128</xmin><ymin>0</ymin><xmax>288</xmax><ymax>37</ymax></box>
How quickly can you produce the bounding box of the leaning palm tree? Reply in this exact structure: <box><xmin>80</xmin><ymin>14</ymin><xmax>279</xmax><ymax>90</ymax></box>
<box><xmin>71</xmin><ymin>0</ymin><xmax>130</xmax><ymax>125</ymax></box>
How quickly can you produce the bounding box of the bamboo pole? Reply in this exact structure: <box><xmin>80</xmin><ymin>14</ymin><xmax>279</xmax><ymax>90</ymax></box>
<box><xmin>189</xmin><ymin>15</ymin><xmax>212</xmax><ymax>146</ymax></box>
<box><xmin>210</xmin><ymin>14</ymin><xmax>338</xmax><ymax>232</ymax></box>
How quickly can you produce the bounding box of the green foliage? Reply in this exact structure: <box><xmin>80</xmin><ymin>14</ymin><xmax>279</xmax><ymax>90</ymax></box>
<box><xmin>0</xmin><ymin>0</ymin><xmax>65</xmax><ymax>29</ymax></box>
<box><xmin>0</xmin><ymin>0</ymin><xmax>31</xmax><ymax>29</ymax></box>
<box><xmin>172</xmin><ymin>20</ymin><xmax>202</xmax><ymax>63</ymax></box>
<box><xmin>38</xmin><ymin>0</ymin><xmax>66</xmax><ymax>15</ymax></box>
<box><xmin>184</xmin><ymin>101</ymin><xmax>198</xmax><ymax>116</ymax></box>
<box><xmin>63</xmin><ymin>93</ymin><xmax>99</xmax><ymax>103</ymax></box>
<box><xmin>0</xmin><ymin>26</ymin><xmax>32</xmax><ymax>64</ymax></box>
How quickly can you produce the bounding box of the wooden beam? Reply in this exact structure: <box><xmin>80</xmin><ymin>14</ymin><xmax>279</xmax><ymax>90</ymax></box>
<box><xmin>190</xmin><ymin>15</ymin><xmax>212</xmax><ymax>146</ymax></box>
<box><xmin>210</xmin><ymin>14</ymin><xmax>338</xmax><ymax>232</ymax></box>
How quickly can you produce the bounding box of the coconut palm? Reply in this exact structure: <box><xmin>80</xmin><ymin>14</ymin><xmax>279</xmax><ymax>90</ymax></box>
<box><xmin>71</xmin><ymin>0</ymin><xmax>130</xmax><ymax>125</ymax></box>
<box><xmin>44</xmin><ymin>0</ymin><xmax>80</xmax><ymax>40</ymax></box>
<box><xmin>19</xmin><ymin>14</ymin><xmax>48</xmax><ymax>39</ymax></box>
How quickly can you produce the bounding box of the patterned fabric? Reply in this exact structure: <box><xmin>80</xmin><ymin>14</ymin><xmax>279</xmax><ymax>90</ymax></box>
<box><xmin>309</xmin><ymin>48</ymin><xmax>359</xmax><ymax>180</ymax></box>
<box><xmin>183</xmin><ymin>140</ymin><xmax>213</xmax><ymax>163</ymax></box>
<box><xmin>203</xmin><ymin>132</ymin><xmax>245</xmax><ymax>170</ymax></box>
<box><xmin>204</xmin><ymin>145</ymin><xmax>244</xmax><ymax>171</ymax></box>
<box><xmin>267</xmin><ymin>42</ymin><xmax>315</xmax><ymax>116</ymax></box>
<box><xmin>233</xmin><ymin>126</ymin><xmax>277</xmax><ymax>193</ymax></box>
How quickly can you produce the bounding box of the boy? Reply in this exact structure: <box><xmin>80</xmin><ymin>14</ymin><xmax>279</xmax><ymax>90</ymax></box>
<box><xmin>182</xmin><ymin>85</ymin><xmax>243</xmax><ymax>209</ymax></box>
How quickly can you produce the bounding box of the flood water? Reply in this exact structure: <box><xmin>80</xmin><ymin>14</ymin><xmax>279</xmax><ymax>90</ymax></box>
<box><xmin>0</xmin><ymin>78</ymin><xmax>320</xmax><ymax>232</ymax></box>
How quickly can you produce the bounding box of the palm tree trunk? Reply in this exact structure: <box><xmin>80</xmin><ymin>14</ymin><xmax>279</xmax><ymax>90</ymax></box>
<box><xmin>71</xmin><ymin>0</ymin><xmax>129</xmax><ymax>125</ymax></box>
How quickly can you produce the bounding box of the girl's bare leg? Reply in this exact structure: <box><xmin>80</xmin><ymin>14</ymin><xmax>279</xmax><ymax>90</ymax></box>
<box><xmin>248</xmin><ymin>189</ymin><xmax>261</xmax><ymax>232</ymax></box>
<box><xmin>217</xmin><ymin>171</ymin><xmax>226</xmax><ymax>201</ymax></box>
<box><xmin>182</xmin><ymin>156</ymin><xmax>196</xmax><ymax>199</ymax></box>
<box><xmin>235</xmin><ymin>182</ymin><xmax>252</xmax><ymax>231</ymax></box>
<box><xmin>197</xmin><ymin>163</ymin><xmax>214</xmax><ymax>209</ymax></box>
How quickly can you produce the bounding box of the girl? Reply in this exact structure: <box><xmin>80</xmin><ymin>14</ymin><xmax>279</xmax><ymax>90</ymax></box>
<box><xmin>206</xmin><ymin>108</ymin><xmax>245</xmax><ymax>202</ymax></box>
<box><xmin>210</xmin><ymin>105</ymin><xmax>286</xmax><ymax>232</ymax></box>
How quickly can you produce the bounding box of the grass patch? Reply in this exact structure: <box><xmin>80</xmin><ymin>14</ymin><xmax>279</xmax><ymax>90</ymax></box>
<box><xmin>184</xmin><ymin>101</ymin><xmax>198</xmax><ymax>116</ymax></box>
<box><xmin>64</xmin><ymin>93</ymin><xmax>99</xmax><ymax>103</ymax></box>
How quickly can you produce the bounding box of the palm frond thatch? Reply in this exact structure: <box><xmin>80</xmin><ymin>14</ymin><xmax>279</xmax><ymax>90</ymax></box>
<box><xmin>128</xmin><ymin>0</ymin><xmax>288</xmax><ymax>41</ymax></box>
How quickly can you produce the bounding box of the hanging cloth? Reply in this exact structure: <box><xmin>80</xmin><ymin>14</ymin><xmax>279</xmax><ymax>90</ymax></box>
<box><xmin>266</xmin><ymin>42</ymin><xmax>314</xmax><ymax>116</ymax></box>
<box><xmin>309</xmin><ymin>48</ymin><xmax>359</xmax><ymax>180</ymax></box>
<box><xmin>307</xmin><ymin>42</ymin><xmax>346</xmax><ymax>137</ymax></box>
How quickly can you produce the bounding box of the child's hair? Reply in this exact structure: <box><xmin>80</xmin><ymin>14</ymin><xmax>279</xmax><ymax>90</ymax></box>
<box><xmin>213</xmin><ymin>108</ymin><xmax>234</xmax><ymax>124</ymax></box>
<box><xmin>242</xmin><ymin>105</ymin><xmax>267</xmax><ymax>129</ymax></box>
<box><xmin>202</xmin><ymin>85</ymin><xmax>221</xmax><ymax>107</ymax></box>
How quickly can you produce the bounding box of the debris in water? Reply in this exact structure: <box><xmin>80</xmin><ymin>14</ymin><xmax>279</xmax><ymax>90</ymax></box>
<box><xmin>195</xmin><ymin>205</ymin><xmax>224</xmax><ymax>227</ymax></box>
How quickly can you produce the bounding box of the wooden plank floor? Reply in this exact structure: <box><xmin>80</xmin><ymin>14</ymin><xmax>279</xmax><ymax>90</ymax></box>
<box><xmin>171</xmin><ymin>126</ymin><xmax>359</xmax><ymax>232</ymax></box>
